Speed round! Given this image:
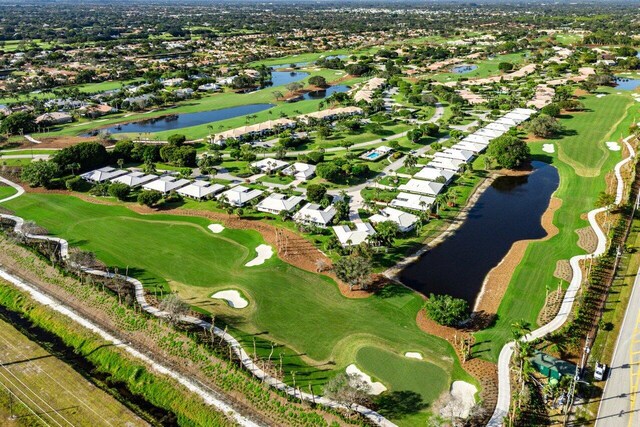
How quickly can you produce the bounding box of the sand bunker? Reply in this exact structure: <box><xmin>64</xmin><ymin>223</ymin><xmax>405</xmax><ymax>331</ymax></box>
<box><xmin>212</xmin><ymin>290</ymin><xmax>248</xmax><ymax>309</ymax></box>
<box><xmin>606</xmin><ymin>141</ymin><xmax>621</xmax><ymax>151</ymax></box>
<box><xmin>245</xmin><ymin>244</ymin><xmax>273</xmax><ymax>267</ymax></box>
<box><xmin>542</xmin><ymin>144</ymin><xmax>555</xmax><ymax>153</ymax></box>
<box><xmin>208</xmin><ymin>224</ymin><xmax>225</xmax><ymax>233</ymax></box>
<box><xmin>346</xmin><ymin>364</ymin><xmax>387</xmax><ymax>395</ymax></box>
<box><xmin>440</xmin><ymin>381</ymin><xmax>478</xmax><ymax>419</ymax></box>
<box><xmin>404</xmin><ymin>352</ymin><xmax>423</xmax><ymax>360</ymax></box>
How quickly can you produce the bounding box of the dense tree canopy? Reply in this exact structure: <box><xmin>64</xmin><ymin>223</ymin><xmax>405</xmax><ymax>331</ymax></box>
<box><xmin>487</xmin><ymin>135</ymin><xmax>531</xmax><ymax>169</ymax></box>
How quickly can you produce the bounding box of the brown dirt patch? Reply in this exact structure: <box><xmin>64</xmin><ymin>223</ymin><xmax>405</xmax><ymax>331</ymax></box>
<box><xmin>18</xmin><ymin>135</ymin><xmax>99</xmax><ymax>149</ymax></box>
<box><xmin>575</xmin><ymin>226</ymin><xmax>598</xmax><ymax>253</ymax></box>
<box><xmin>536</xmin><ymin>288</ymin><xmax>566</xmax><ymax>326</ymax></box>
<box><xmin>474</xmin><ymin>196</ymin><xmax>562</xmax><ymax>315</ymax></box>
<box><xmin>573</xmin><ymin>89</ymin><xmax>588</xmax><ymax>97</ymax></box>
<box><xmin>328</xmin><ymin>74</ymin><xmax>354</xmax><ymax>85</ymax></box>
<box><xmin>553</xmin><ymin>259</ymin><xmax>573</xmax><ymax>282</ymax></box>
<box><xmin>523</xmin><ymin>133</ymin><xmax>546</xmax><ymax>143</ymax></box>
<box><xmin>493</xmin><ymin>163</ymin><xmax>534</xmax><ymax>176</ymax></box>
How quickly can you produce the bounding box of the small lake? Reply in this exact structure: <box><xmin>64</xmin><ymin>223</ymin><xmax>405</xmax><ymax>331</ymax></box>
<box><xmin>451</xmin><ymin>64</ymin><xmax>478</xmax><ymax>74</ymax></box>
<box><xmin>91</xmin><ymin>104</ymin><xmax>274</xmax><ymax>135</ymax></box>
<box><xmin>614</xmin><ymin>77</ymin><xmax>640</xmax><ymax>91</ymax></box>
<box><xmin>266</xmin><ymin>71</ymin><xmax>309</xmax><ymax>87</ymax></box>
<box><xmin>302</xmin><ymin>85</ymin><xmax>350</xmax><ymax>100</ymax></box>
<box><xmin>400</xmin><ymin>161</ymin><xmax>559</xmax><ymax>307</ymax></box>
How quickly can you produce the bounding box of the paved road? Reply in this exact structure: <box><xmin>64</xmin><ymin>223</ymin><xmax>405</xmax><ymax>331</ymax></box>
<box><xmin>596</xmin><ymin>263</ymin><xmax>640</xmax><ymax>427</ymax></box>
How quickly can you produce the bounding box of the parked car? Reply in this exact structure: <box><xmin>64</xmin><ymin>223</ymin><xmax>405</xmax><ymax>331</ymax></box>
<box><xmin>594</xmin><ymin>362</ymin><xmax>607</xmax><ymax>381</ymax></box>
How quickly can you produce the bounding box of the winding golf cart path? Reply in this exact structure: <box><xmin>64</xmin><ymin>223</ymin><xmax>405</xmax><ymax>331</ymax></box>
<box><xmin>488</xmin><ymin>136</ymin><xmax>636</xmax><ymax>426</ymax></box>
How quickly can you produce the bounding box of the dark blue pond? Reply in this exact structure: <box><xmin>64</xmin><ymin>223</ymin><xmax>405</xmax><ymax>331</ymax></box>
<box><xmin>268</xmin><ymin>71</ymin><xmax>308</xmax><ymax>87</ymax></box>
<box><xmin>614</xmin><ymin>77</ymin><xmax>640</xmax><ymax>91</ymax></box>
<box><xmin>400</xmin><ymin>161</ymin><xmax>560</xmax><ymax>306</ymax></box>
<box><xmin>452</xmin><ymin>64</ymin><xmax>478</xmax><ymax>74</ymax></box>
<box><xmin>92</xmin><ymin>104</ymin><xmax>274</xmax><ymax>135</ymax></box>
<box><xmin>302</xmin><ymin>85</ymin><xmax>350</xmax><ymax>100</ymax></box>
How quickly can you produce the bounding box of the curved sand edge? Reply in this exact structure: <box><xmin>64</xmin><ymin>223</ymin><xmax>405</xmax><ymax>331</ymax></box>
<box><xmin>346</xmin><ymin>364</ymin><xmax>387</xmax><ymax>395</ymax></box>
<box><xmin>208</xmin><ymin>224</ymin><xmax>225</xmax><ymax>233</ymax></box>
<box><xmin>245</xmin><ymin>244</ymin><xmax>273</xmax><ymax>267</ymax></box>
<box><xmin>212</xmin><ymin>290</ymin><xmax>248</xmax><ymax>309</ymax></box>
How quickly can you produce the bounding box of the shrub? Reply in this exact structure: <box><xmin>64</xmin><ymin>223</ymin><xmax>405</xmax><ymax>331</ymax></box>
<box><xmin>52</xmin><ymin>142</ymin><xmax>110</xmax><ymax>173</ymax></box>
<box><xmin>65</xmin><ymin>176</ymin><xmax>87</xmax><ymax>192</ymax></box>
<box><xmin>424</xmin><ymin>294</ymin><xmax>470</xmax><ymax>327</ymax></box>
<box><xmin>306</xmin><ymin>184</ymin><xmax>327</xmax><ymax>203</ymax></box>
<box><xmin>137</xmin><ymin>190</ymin><xmax>163</xmax><ymax>207</ymax></box>
<box><xmin>108</xmin><ymin>182</ymin><xmax>131</xmax><ymax>200</ymax></box>
<box><xmin>20</xmin><ymin>160</ymin><xmax>61</xmax><ymax>188</ymax></box>
<box><xmin>167</xmin><ymin>134</ymin><xmax>187</xmax><ymax>146</ymax></box>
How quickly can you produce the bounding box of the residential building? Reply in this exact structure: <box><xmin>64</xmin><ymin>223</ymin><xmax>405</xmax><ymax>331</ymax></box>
<box><xmin>110</xmin><ymin>171</ymin><xmax>157</xmax><ymax>187</ymax></box>
<box><xmin>293</xmin><ymin>203</ymin><xmax>336</xmax><ymax>228</ymax></box>
<box><xmin>413</xmin><ymin>167</ymin><xmax>455</xmax><ymax>184</ymax></box>
<box><xmin>218</xmin><ymin>185</ymin><xmax>264</xmax><ymax>207</ymax></box>
<box><xmin>370</xmin><ymin>207</ymin><xmax>419</xmax><ymax>232</ymax></box>
<box><xmin>390</xmin><ymin>192</ymin><xmax>435</xmax><ymax>212</ymax></box>
<box><xmin>282</xmin><ymin>162</ymin><xmax>316</xmax><ymax>180</ymax></box>
<box><xmin>256</xmin><ymin>193</ymin><xmax>304</xmax><ymax>214</ymax></box>
<box><xmin>177</xmin><ymin>181</ymin><xmax>225</xmax><ymax>200</ymax></box>
<box><xmin>333</xmin><ymin>222</ymin><xmax>376</xmax><ymax>247</ymax></box>
<box><xmin>251</xmin><ymin>158</ymin><xmax>289</xmax><ymax>173</ymax></box>
<box><xmin>81</xmin><ymin>167</ymin><xmax>127</xmax><ymax>183</ymax></box>
<box><xmin>142</xmin><ymin>176</ymin><xmax>190</xmax><ymax>194</ymax></box>
<box><xmin>399</xmin><ymin>179</ymin><xmax>444</xmax><ymax>196</ymax></box>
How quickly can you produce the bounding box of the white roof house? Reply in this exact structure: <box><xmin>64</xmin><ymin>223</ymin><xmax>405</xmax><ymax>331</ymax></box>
<box><xmin>427</xmin><ymin>157</ymin><xmax>466</xmax><ymax>172</ymax></box>
<box><xmin>464</xmin><ymin>134</ymin><xmax>492</xmax><ymax>145</ymax></box>
<box><xmin>390</xmin><ymin>192</ymin><xmax>435</xmax><ymax>212</ymax></box>
<box><xmin>413</xmin><ymin>167</ymin><xmax>456</xmax><ymax>184</ymax></box>
<box><xmin>370</xmin><ymin>207</ymin><xmax>419</xmax><ymax>233</ymax></box>
<box><xmin>475</xmin><ymin>128</ymin><xmax>505</xmax><ymax>139</ymax></box>
<box><xmin>110</xmin><ymin>171</ymin><xmax>158</xmax><ymax>187</ymax></box>
<box><xmin>177</xmin><ymin>181</ymin><xmax>225</xmax><ymax>200</ymax></box>
<box><xmin>502</xmin><ymin>112</ymin><xmax>530</xmax><ymax>124</ymax></box>
<box><xmin>333</xmin><ymin>223</ymin><xmax>376</xmax><ymax>247</ymax></box>
<box><xmin>142</xmin><ymin>176</ymin><xmax>190</xmax><ymax>194</ymax></box>
<box><xmin>435</xmin><ymin>149</ymin><xmax>475</xmax><ymax>162</ymax></box>
<box><xmin>256</xmin><ymin>193</ymin><xmax>304</xmax><ymax>214</ymax></box>
<box><xmin>251</xmin><ymin>158</ymin><xmax>289</xmax><ymax>173</ymax></box>
<box><xmin>399</xmin><ymin>179</ymin><xmax>444</xmax><ymax>196</ymax></box>
<box><xmin>496</xmin><ymin>117</ymin><xmax>519</xmax><ymax>127</ymax></box>
<box><xmin>452</xmin><ymin>141</ymin><xmax>486</xmax><ymax>154</ymax></box>
<box><xmin>81</xmin><ymin>167</ymin><xmax>128</xmax><ymax>183</ymax></box>
<box><xmin>293</xmin><ymin>203</ymin><xmax>336</xmax><ymax>228</ymax></box>
<box><xmin>218</xmin><ymin>185</ymin><xmax>264</xmax><ymax>207</ymax></box>
<box><xmin>512</xmin><ymin>108</ymin><xmax>536</xmax><ymax>116</ymax></box>
<box><xmin>282</xmin><ymin>162</ymin><xmax>316</xmax><ymax>180</ymax></box>
<box><xmin>486</xmin><ymin>122</ymin><xmax>512</xmax><ymax>133</ymax></box>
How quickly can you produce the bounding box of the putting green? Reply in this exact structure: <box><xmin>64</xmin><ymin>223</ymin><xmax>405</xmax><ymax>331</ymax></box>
<box><xmin>2</xmin><ymin>193</ymin><xmax>470</xmax><ymax>415</ymax></box>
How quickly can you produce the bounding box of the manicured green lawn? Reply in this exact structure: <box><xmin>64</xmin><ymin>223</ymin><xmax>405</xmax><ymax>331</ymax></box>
<box><xmin>0</xmin><ymin>186</ymin><xmax>17</xmax><ymax>200</ymax></box>
<box><xmin>431</xmin><ymin>52</ymin><xmax>529</xmax><ymax>83</ymax></box>
<box><xmin>2</xmin><ymin>193</ymin><xmax>473</xmax><ymax>418</ymax></box>
<box><xmin>473</xmin><ymin>92</ymin><xmax>640</xmax><ymax>362</ymax></box>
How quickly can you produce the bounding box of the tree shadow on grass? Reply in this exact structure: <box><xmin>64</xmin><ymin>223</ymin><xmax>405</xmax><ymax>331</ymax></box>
<box><xmin>374</xmin><ymin>282</ymin><xmax>414</xmax><ymax>299</ymax></box>
<box><xmin>375</xmin><ymin>390</ymin><xmax>428</xmax><ymax>419</ymax></box>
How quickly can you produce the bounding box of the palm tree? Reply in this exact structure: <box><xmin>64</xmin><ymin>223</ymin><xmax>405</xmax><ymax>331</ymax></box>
<box><xmin>404</xmin><ymin>154</ymin><xmax>418</xmax><ymax>170</ymax></box>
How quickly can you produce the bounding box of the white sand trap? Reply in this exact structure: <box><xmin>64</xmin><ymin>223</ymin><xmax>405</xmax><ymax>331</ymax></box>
<box><xmin>596</xmin><ymin>94</ymin><xmax>607</xmax><ymax>98</ymax></box>
<box><xmin>346</xmin><ymin>364</ymin><xmax>387</xmax><ymax>395</ymax></box>
<box><xmin>404</xmin><ymin>352</ymin><xmax>423</xmax><ymax>360</ymax></box>
<box><xmin>542</xmin><ymin>143</ymin><xmax>555</xmax><ymax>154</ymax></box>
<box><xmin>208</xmin><ymin>224</ymin><xmax>225</xmax><ymax>233</ymax></box>
<box><xmin>245</xmin><ymin>244</ymin><xmax>273</xmax><ymax>267</ymax></box>
<box><xmin>440</xmin><ymin>381</ymin><xmax>478</xmax><ymax>419</ymax></box>
<box><xmin>212</xmin><ymin>290</ymin><xmax>248</xmax><ymax>309</ymax></box>
<box><xmin>606</xmin><ymin>141</ymin><xmax>621</xmax><ymax>151</ymax></box>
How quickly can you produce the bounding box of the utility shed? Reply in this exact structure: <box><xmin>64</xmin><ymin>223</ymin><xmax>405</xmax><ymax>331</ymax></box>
<box><xmin>531</xmin><ymin>352</ymin><xmax>576</xmax><ymax>380</ymax></box>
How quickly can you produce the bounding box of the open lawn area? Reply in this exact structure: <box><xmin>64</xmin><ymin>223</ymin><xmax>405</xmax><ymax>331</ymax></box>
<box><xmin>31</xmin><ymin>69</ymin><xmax>365</xmax><ymax>141</ymax></box>
<box><xmin>473</xmin><ymin>91</ymin><xmax>640</xmax><ymax>362</ymax></box>
<box><xmin>1</xmin><ymin>193</ymin><xmax>474</xmax><ymax>425</ymax></box>
<box><xmin>431</xmin><ymin>52</ymin><xmax>529</xmax><ymax>83</ymax></box>
<box><xmin>0</xmin><ymin>316</ymin><xmax>145</xmax><ymax>426</ymax></box>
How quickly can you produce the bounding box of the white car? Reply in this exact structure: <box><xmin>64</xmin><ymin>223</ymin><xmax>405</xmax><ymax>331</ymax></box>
<box><xmin>594</xmin><ymin>362</ymin><xmax>607</xmax><ymax>381</ymax></box>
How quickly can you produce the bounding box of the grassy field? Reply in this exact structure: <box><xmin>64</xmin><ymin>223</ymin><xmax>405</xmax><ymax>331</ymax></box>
<box><xmin>1</xmin><ymin>193</ymin><xmax>473</xmax><ymax>424</ymax></box>
<box><xmin>0</xmin><ymin>186</ymin><xmax>17</xmax><ymax>200</ymax></box>
<box><xmin>0</xmin><ymin>317</ymin><xmax>145</xmax><ymax>426</ymax></box>
<box><xmin>474</xmin><ymin>90</ymin><xmax>640</xmax><ymax>362</ymax></box>
<box><xmin>431</xmin><ymin>52</ymin><xmax>529</xmax><ymax>83</ymax></box>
